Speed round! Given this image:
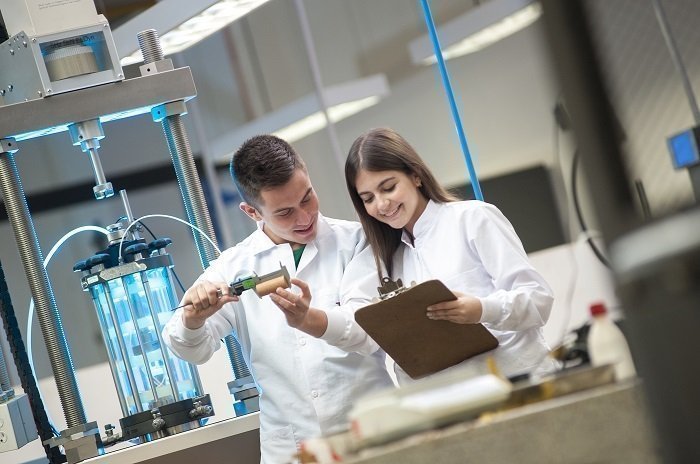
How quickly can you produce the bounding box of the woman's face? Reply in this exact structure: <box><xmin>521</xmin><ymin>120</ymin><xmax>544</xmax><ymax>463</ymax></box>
<box><xmin>354</xmin><ymin>168</ymin><xmax>427</xmax><ymax>233</ymax></box>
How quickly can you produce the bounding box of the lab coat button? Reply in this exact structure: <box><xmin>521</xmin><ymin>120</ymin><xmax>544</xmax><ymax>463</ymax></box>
<box><xmin>311</xmin><ymin>390</ymin><xmax>319</xmax><ymax>398</ymax></box>
<box><xmin>300</xmin><ymin>338</ymin><xmax>307</xmax><ymax>346</ymax></box>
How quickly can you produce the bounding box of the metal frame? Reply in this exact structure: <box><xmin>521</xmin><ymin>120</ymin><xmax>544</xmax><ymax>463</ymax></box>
<box><xmin>0</xmin><ymin>67</ymin><xmax>196</xmax><ymax>141</ymax></box>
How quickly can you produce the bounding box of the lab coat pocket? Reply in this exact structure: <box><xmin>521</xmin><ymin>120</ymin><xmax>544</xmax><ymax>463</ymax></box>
<box><xmin>259</xmin><ymin>424</ymin><xmax>299</xmax><ymax>464</ymax></box>
<box><xmin>312</xmin><ymin>289</ymin><xmax>339</xmax><ymax>310</ymax></box>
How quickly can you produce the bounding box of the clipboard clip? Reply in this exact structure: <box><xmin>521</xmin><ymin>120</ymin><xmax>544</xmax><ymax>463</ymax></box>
<box><xmin>376</xmin><ymin>277</ymin><xmax>407</xmax><ymax>301</ymax></box>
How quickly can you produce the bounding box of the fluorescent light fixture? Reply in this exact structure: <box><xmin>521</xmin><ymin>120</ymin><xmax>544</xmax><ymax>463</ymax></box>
<box><xmin>274</xmin><ymin>96</ymin><xmax>381</xmax><ymax>143</ymax></box>
<box><xmin>113</xmin><ymin>0</ymin><xmax>272</xmax><ymax>66</ymax></box>
<box><xmin>409</xmin><ymin>0</ymin><xmax>542</xmax><ymax>65</ymax></box>
<box><xmin>209</xmin><ymin>74</ymin><xmax>390</xmax><ymax>163</ymax></box>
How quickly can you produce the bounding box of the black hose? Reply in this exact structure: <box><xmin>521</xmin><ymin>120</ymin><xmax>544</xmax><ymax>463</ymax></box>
<box><xmin>0</xmin><ymin>260</ymin><xmax>65</xmax><ymax>463</ymax></box>
<box><xmin>126</xmin><ymin>218</ymin><xmax>187</xmax><ymax>293</ymax></box>
<box><xmin>0</xmin><ymin>12</ymin><xmax>8</xmax><ymax>43</ymax></box>
<box><xmin>571</xmin><ymin>151</ymin><xmax>611</xmax><ymax>268</ymax></box>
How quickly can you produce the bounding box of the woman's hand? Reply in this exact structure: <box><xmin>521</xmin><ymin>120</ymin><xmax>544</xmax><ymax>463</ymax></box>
<box><xmin>426</xmin><ymin>291</ymin><xmax>482</xmax><ymax>324</ymax></box>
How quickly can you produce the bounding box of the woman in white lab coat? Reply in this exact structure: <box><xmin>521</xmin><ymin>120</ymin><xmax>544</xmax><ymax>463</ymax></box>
<box><xmin>344</xmin><ymin>127</ymin><xmax>555</xmax><ymax>385</ymax></box>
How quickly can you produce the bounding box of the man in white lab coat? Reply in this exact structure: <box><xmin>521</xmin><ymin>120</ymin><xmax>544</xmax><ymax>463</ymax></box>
<box><xmin>162</xmin><ymin>135</ymin><xmax>392</xmax><ymax>464</ymax></box>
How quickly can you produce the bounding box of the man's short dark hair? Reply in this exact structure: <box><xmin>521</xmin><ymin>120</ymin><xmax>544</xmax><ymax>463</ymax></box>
<box><xmin>230</xmin><ymin>135</ymin><xmax>306</xmax><ymax>207</ymax></box>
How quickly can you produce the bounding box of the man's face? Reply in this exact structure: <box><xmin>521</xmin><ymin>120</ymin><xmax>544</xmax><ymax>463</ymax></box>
<box><xmin>241</xmin><ymin>168</ymin><xmax>320</xmax><ymax>246</ymax></box>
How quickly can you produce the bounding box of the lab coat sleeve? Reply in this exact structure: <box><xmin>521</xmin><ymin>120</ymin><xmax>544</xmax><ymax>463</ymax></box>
<box><xmin>319</xmin><ymin>239</ymin><xmax>384</xmax><ymax>355</ymax></box>
<box><xmin>162</xmin><ymin>263</ymin><xmax>238</xmax><ymax>365</ymax></box>
<box><xmin>468</xmin><ymin>204</ymin><xmax>554</xmax><ymax>331</ymax></box>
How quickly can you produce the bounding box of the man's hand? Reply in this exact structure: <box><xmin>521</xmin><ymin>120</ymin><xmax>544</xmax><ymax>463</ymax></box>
<box><xmin>269</xmin><ymin>278</ymin><xmax>328</xmax><ymax>337</ymax></box>
<box><xmin>426</xmin><ymin>291</ymin><xmax>482</xmax><ymax>324</ymax></box>
<box><xmin>181</xmin><ymin>281</ymin><xmax>239</xmax><ymax>329</ymax></box>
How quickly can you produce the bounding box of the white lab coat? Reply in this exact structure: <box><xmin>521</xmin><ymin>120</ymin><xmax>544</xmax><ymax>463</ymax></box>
<box><xmin>162</xmin><ymin>215</ymin><xmax>393</xmax><ymax>464</ymax></box>
<box><xmin>339</xmin><ymin>200</ymin><xmax>554</xmax><ymax>385</ymax></box>
<box><xmin>394</xmin><ymin>200</ymin><xmax>554</xmax><ymax>383</ymax></box>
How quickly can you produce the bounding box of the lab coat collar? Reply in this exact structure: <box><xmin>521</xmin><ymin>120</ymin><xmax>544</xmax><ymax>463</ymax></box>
<box><xmin>401</xmin><ymin>199</ymin><xmax>441</xmax><ymax>247</ymax></box>
<box><xmin>247</xmin><ymin>213</ymin><xmax>330</xmax><ymax>257</ymax></box>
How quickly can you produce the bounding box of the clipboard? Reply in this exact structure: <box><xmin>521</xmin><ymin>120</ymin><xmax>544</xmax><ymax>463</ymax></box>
<box><xmin>354</xmin><ymin>279</ymin><xmax>498</xmax><ymax>379</ymax></box>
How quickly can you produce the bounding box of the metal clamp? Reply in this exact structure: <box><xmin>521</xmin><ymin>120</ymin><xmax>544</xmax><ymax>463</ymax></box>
<box><xmin>0</xmin><ymin>138</ymin><xmax>19</xmax><ymax>154</ymax></box>
<box><xmin>377</xmin><ymin>277</ymin><xmax>408</xmax><ymax>300</ymax></box>
<box><xmin>151</xmin><ymin>100</ymin><xmax>188</xmax><ymax>122</ymax></box>
<box><xmin>151</xmin><ymin>410</ymin><xmax>165</xmax><ymax>431</ymax></box>
<box><xmin>189</xmin><ymin>400</ymin><xmax>214</xmax><ymax>419</ymax></box>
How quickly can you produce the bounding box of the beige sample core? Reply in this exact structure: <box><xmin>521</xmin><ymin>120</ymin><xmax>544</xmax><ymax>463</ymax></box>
<box><xmin>254</xmin><ymin>274</ymin><xmax>291</xmax><ymax>297</ymax></box>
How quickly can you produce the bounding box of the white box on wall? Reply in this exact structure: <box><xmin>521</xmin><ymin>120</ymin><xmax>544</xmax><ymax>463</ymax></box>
<box><xmin>0</xmin><ymin>393</ymin><xmax>38</xmax><ymax>452</ymax></box>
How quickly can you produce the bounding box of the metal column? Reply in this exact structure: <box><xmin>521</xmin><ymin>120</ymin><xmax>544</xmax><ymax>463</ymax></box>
<box><xmin>137</xmin><ymin>30</ymin><xmax>253</xmax><ymax>387</ymax></box>
<box><xmin>0</xmin><ymin>139</ymin><xmax>87</xmax><ymax>428</ymax></box>
<box><xmin>293</xmin><ymin>0</ymin><xmax>345</xmax><ymax>172</ymax></box>
<box><xmin>650</xmin><ymin>0</ymin><xmax>700</xmax><ymax>199</ymax></box>
<box><xmin>540</xmin><ymin>1</ymin><xmax>700</xmax><ymax>462</ymax></box>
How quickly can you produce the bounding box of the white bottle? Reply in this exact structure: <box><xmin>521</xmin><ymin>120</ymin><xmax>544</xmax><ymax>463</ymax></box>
<box><xmin>587</xmin><ymin>302</ymin><xmax>636</xmax><ymax>381</ymax></box>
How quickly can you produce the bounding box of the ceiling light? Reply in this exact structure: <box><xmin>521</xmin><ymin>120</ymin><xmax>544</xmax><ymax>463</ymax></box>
<box><xmin>409</xmin><ymin>0</ymin><xmax>542</xmax><ymax>65</ymax></box>
<box><xmin>273</xmin><ymin>96</ymin><xmax>381</xmax><ymax>143</ymax></box>
<box><xmin>208</xmin><ymin>74</ymin><xmax>390</xmax><ymax>163</ymax></box>
<box><xmin>113</xmin><ymin>0</ymin><xmax>272</xmax><ymax>66</ymax></box>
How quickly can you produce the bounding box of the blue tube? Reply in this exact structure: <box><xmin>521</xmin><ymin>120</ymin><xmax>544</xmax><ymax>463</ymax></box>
<box><xmin>418</xmin><ymin>0</ymin><xmax>484</xmax><ymax>201</ymax></box>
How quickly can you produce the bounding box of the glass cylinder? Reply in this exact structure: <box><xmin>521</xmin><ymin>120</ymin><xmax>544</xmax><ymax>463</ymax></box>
<box><xmin>82</xmin><ymin>251</ymin><xmax>203</xmax><ymax>418</ymax></box>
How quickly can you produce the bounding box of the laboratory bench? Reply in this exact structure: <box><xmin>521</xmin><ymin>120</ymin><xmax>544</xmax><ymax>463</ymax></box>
<box><xmin>82</xmin><ymin>411</ymin><xmax>260</xmax><ymax>464</ymax></box>
<box><xmin>17</xmin><ymin>379</ymin><xmax>658</xmax><ymax>464</ymax></box>
<box><xmin>344</xmin><ymin>380</ymin><xmax>661</xmax><ymax>464</ymax></box>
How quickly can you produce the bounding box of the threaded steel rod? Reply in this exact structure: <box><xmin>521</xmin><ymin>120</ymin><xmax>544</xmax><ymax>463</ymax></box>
<box><xmin>224</xmin><ymin>336</ymin><xmax>250</xmax><ymax>376</ymax></box>
<box><xmin>0</xmin><ymin>152</ymin><xmax>86</xmax><ymax>427</ymax></box>
<box><xmin>140</xmin><ymin>29</ymin><xmax>252</xmax><ymax>382</ymax></box>
<box><xmin>161</xmin><ymin>114</ymin><xmax>252</xmax><ymax>380</ymax></box>
<box><xmin>160</xmin><ymin>114</ymin><xmax>219</xmax><ymax>265</ymax></box>
<box><xmin>137</xmin><ymin>29</ymin><xmax>164</xmax><ymax>65</ymax></box>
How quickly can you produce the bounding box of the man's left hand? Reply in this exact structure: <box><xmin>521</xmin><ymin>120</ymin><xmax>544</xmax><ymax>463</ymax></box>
<box><xmin>270</xmin><ymin>278</ymin><xmax>312</xmax><ymax>329</ymax></box>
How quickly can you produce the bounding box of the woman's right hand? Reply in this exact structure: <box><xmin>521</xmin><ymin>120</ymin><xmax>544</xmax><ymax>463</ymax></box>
<box><xmin>181</xmin><ymin>281</ymin><xmax>238</xmax><ymax>329</ymax></box>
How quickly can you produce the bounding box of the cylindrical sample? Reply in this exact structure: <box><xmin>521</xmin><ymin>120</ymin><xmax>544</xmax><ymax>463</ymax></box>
<box><xmin>254</xmin><ymin>274</ymin><xmax>291</xmax><ymax>297</ymax></box>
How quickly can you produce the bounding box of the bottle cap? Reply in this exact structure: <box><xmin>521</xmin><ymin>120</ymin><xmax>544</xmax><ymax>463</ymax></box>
<box><xmin>590</xmin><ymin>302</ymin><xmax>607</xmax><ymax>316</ymax></box>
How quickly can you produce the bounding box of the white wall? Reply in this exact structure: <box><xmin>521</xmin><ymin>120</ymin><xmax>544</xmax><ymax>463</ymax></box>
<box><xmin>529</xmin><ymin>241</ymin><xmax>620</xmax><ymax>348</ymax></box>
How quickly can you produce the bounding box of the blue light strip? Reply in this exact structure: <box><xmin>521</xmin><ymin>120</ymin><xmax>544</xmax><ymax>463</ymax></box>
<box><xmin>12</xmin><ymin>106</ymin><xmax>155</xmax><ymax>142</ymax></box>
<box><xmin>418</xmin><ymin>0</ymin><xmax>484</xmax><ymax>201</ymax></box>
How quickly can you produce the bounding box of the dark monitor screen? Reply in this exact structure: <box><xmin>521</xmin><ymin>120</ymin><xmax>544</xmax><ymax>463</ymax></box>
<box><xmin>448</xmin><ymin>165</ymin><xmax>566</xmax><ymax>254</ymax></box>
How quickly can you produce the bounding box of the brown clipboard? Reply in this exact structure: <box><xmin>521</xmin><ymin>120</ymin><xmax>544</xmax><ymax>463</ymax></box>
<box><xmin>354</xmin><ymin>279</ymin><xmax>498</xmax><ymax>379</ymax></box>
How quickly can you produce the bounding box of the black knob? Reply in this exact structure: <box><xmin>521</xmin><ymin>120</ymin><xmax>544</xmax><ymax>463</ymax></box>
<box><xmin>148</xmin><ymin>237</ymin><xmax>172</xmax><ymax>252</ymax></box>
<box><xmin>124</xmin><ymin>243</ymin><xmax>148</xmax><ymax>255</ymax></box>
<box><xmin>73</xmin><ymin>260</ymin><xmax>89</xmax><ymax>272</ymax></box>
<box><xmin>86</xmin><ymin>253</ymin><xmax>111</xmax><ymax>268</ymax></box>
